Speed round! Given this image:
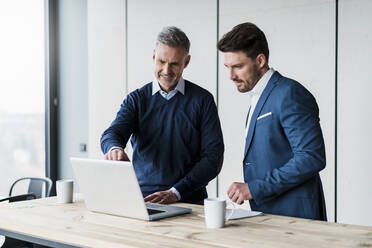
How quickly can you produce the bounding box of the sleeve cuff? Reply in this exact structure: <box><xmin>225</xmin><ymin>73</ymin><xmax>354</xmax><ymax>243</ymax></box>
<box><xmin>247</xmin><ymin>180</ymin><xmax>262</xmax><ymax>206</ymax></box>
<box><xmin>107</xmin><ymin>146</ymin><xmax>124</xmax><ymax>154</ymax></box>
<box><xmin>170</xmin><ymin>187</ymin><xmax>181</xmax><ymax>200</ymax></box>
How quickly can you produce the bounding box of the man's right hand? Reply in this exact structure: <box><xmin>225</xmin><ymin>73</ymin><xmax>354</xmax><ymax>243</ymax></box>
<box><xmin>227</xmin><ymin>182</ymin><xmax>252</xmax><ymax>204</ymax></box>
<box><xmin>104</xmin><ymin>148</ymin><xmax>130</xmax><ymax>161</ymax></box>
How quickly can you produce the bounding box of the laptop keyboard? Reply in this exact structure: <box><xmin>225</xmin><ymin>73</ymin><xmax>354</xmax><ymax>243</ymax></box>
<box><xmin>147</xmin><ymin>208</ymin><xmax>165</xmax><ymax>215</ymax></box>
<box><xmin>145</xmin><ymin>202</ymin><xmax>166</xmax><ymax>215</ymax></box>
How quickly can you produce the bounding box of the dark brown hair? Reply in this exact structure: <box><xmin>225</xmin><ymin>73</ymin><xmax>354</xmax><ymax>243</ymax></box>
<box><xmin>217</xmin><ymin>22</ymin><xmax>269</xmax><ymax>62</ymax></box>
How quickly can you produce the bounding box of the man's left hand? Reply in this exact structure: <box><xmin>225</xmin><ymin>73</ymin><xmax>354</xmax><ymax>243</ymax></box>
<box><xmin>227</xmin><ymin>182</ymin><xmax>253</xmax><ymax>204</ymax></box>
<box><xmin>144</xmin><ymin>189</ymin><xmax>178</xmax><ymax>204</ymax></box>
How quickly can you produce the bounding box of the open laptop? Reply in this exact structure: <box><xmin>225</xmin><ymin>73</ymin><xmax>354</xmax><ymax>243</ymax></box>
<box><xmin>70</xmin><ymin>157</ymin><xmax>192</xmax><ymax>221</ymax></box>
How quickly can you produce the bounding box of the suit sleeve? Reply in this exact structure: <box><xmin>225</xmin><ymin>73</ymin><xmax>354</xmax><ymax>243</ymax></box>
<box><xmin>173</xmin><ymin>94</ymin><xmax>225</xmax><ymax>199</ymax></box>
<box><xmin>248</xmin><ymin>83</ymin><xmax>326</xmax><ymax>205</ymax></box>
<box><xmin>100</xmin><ymin>92</ymin><xmax>139</xmax><ymax>155</ymax></box>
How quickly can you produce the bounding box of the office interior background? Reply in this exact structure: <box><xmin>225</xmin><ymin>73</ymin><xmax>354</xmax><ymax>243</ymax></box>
<box><xmin>1</xmin><ymin>0</ymin><xmax>371</xmax><ymax>227</ymax></box>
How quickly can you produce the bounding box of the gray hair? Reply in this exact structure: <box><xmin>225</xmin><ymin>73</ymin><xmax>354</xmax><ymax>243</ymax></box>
<box><xmin>156</xmin><ymin>26</ymin><xmax>190</xmax><ymax>53</ymax></box>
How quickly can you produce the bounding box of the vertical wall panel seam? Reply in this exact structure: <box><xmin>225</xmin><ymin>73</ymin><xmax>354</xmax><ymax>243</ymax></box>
<box><xmin>125</xmin><ymin>0</ymin><xmax>128</xmax><ymax>96</ymax></box>
<box><xmin>335</xmin><ymin>0</ymin><xmax>338</xmax><ymax>223</ymax></box>
<box><xmin>216</xmin><ymin>0</ymin><xmax>220</xmax><ymax>197</ymax></box>
<box><xmin>124</xmin><ymin>0</ymin><xmax>129</xmax><ymax>156</ymax></box>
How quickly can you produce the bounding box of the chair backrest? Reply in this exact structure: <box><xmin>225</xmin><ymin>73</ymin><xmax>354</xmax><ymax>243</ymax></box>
<box><xmin>9</xmin><ymin>177</ymin><xmax>53</xmax><ymax>198</ymax></box>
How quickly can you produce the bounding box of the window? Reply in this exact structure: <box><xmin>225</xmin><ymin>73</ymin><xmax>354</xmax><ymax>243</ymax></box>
<box><xmin>0</xmin><ymin>0</ymin><xmax>45</xmax><ymax>196</ymax></box>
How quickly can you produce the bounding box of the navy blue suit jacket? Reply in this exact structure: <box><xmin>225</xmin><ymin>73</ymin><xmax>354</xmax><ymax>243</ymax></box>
<box><xmin>244</xmin><ymin>71</ymin><xmax>327</xmax><ymax>220</ymax></box>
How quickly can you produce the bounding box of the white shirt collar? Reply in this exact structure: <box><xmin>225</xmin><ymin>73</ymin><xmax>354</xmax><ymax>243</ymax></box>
<box><xmin>152</xmin><ymin>77</ymin><xmax>185</xmax><ymax>95</ymax></box>
<box><xmin>244</xmin><ymin>68</ymin><xmax>275</xmax><ymax>135</ymax></box>
<box><xmin>248</xmin><ymin>68</ymin><xmax>275</xmax><ymax>97</ymax></box>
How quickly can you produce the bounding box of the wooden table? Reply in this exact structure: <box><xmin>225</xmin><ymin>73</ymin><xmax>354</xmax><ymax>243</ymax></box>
<box><xmin>0</xmin><ymin>194</ymin><xmax>372</xmax><ymax>248</ymax></box>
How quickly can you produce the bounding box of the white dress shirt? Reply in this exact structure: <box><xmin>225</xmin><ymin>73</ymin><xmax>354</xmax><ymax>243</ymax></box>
<box><xmin>152</xmin><ymin>77</ymin><xmax>185</xmax><ymax>99</ymax></box>
<box><xmin>245</xmin><ymin>68</ymin><xmax>275</xmax><ymax>137</ymax></box>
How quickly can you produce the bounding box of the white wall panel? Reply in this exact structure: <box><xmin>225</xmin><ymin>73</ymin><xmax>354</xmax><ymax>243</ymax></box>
<box><xmin>338</xmin><ymin>0</ymin><xmax>372</xmax><ymax>226</ymax></box>
<box><xmin>87</xmin><ymin>0</ymin><xmax>126</xmax><ymax>159</ymax></box>
<box><xmin>218</xmin><ymin>0</ymin><xmax>335</xmax><ymax>218</ymax></box>
<box><xmin>127</xmin><ymin>0</ymin><xmax>218</xmax><ymax>196</ymax></box>
<box><xmin>58</xmin><ymin>0</ymin><xmax>88</xmax><ymax>180</ymax></box>
<box><xmin>127</xmin><ymin>0</ymin><xmax>217</xmax><ymax>94</ymax></box>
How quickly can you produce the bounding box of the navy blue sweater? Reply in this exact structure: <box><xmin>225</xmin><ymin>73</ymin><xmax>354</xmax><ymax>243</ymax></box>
<box><xmin>101</xmin><ymin>80</ymin><xmax>224</xmax><ymax>202</ymax></box>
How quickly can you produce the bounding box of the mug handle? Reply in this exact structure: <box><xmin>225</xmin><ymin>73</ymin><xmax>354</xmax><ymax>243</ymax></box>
<box><xmin>226</xmin><ymin>201</ymin><xmax>236</xmax><ymax>221</ymax></box>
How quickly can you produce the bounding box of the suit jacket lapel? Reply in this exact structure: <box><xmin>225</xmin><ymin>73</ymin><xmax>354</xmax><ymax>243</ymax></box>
<box><xmin>243</xmin><ymin>71</ymin><xmax>281</xmax><ymax>160</ymax></box>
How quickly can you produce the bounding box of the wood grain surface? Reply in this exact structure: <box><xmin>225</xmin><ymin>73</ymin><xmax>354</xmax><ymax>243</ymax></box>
<box><xmin>0</xmin><ymin>194</ymin><xmax>372</xmax><ymax>248</ymax></box>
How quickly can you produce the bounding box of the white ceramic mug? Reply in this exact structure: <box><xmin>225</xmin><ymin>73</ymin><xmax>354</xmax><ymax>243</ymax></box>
<box><xmin>204</xmin><ymin>198</ymin><xmax>235</xmax><ymax>228</ymax></box>
<box><xmin>56</xmin><ymin>179</ymin><xmax>74</xmax><ymax>203</ymax></box>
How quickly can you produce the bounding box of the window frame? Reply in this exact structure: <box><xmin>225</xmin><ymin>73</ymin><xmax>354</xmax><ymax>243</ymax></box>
<box><xmin>44</xmin><ymin>0</ymin><xmax>58</xmax><ymax>195</ymax></box>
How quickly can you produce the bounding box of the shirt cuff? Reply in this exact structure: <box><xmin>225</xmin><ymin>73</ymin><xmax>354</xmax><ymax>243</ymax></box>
<box><xmin>108</xmin><ymin>146</ymin><xmax>124</xmax><ymax>154</ymax></box>
<box><xmin>170</xmin><ymin>187</ymin><xmax>181</xmax><ymax>200</ymax></box>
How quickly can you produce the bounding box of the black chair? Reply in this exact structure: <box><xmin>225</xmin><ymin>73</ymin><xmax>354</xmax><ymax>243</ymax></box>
<box><xmin>0</xmin><ymin>193</ymin><xmax>36</xmax><ymax>203</ymax></box>
<box><xmin>0</xmin><ymin>177</ymin><xmax>53</xmax><ymax>248</ymax></box>
<box><xmin>9</xmin><ymin>177</ymin><xmax>53</xmax><ymax>199</ymax></box>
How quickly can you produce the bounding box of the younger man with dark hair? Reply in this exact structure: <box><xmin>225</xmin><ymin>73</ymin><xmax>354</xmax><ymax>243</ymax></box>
<box><xmin>218</xmin><ymin>22</ymin><xmax>327</xmax><ymax>220</ymax></box>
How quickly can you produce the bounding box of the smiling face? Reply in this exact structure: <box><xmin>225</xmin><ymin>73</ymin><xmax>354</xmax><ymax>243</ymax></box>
<box><xmin>153</xmin><ymin>43</ymin><xmax>190</xmax><ymax>92</ymax></box>
<box><xmin>223</xmin><ymin>51</ymin><xmax>268</xmax><ymax>93</ymax></box>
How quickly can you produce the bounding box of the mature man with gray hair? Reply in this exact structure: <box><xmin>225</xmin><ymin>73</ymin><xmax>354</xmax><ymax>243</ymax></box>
<box><xmin>101</xmin><ymin>26</ymin><xmax>224</xmax><ymax>204</ymax></box>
